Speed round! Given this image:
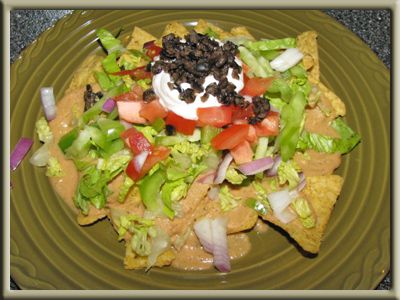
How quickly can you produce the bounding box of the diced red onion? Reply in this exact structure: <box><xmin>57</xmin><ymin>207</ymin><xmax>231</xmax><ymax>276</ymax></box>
<box><xmin>268</xmin><ymin>188</ymin><xmax>300</xmax><ymax>224</ymax></box>
<box><xmin>194</xmin><ymin>217</ymin><xmax>231</xmax><ymax>272</ymax></box>
<box><xmin>194</xmin><ymin>218</ymin><xmax>214</xmax><ymax>253</ymax></box>
<box><xmin>207</xmin><ymin>186</ymin><xmax>220</xmax><ymax>201</ymax></box>
<box><xmin>266</xmin><ymin>155</ymin><xmax>281</xmax><ymax>176</ymax></box>
<box><xmin>210</xmin><ymin>218</ymin><xmax>230</xmax><ymax>272</ymax></box>
<box><xmin>40</xmin><ymin>87</ymin><xmax>56</xmax><ymax>121</ymax></box>
<box><xmin>238</xmin><ymin>157</ymin><xmax>274</xmax><ymax>176</ymax></box>
<box><xmin>296</xmin><ymin>173</ymin><xmax>306</xmax><ymax>192</ymax></box>
<box><xmin>102</xmin><ymin>98</ymin><xmax>116</xmax><ymax>113</ymax></box>
<box><xmin>214</xmin><ymin>153</ymin><xmax>233</xmax><ymax>184</ymax></box>
<box><xmin>11</xmin><ymin>138</ymin><xmax>33</xmax><ymax>171</ymax></box>
<box><xmin>270</xmin><ymin>48</ymin><xmax>304</xmax><ymax>72</ymax></box>
<box><xmin>120</xmin><ymin>119</ymin><xmax>133</xmax><ymax>129</ymax></box>
<box><xmin>274</xmin><ymin>207</ymin><xmax>297</xmax><ymax>224</ymax></box>
<box><xmin>133</xmin><ymin>151</ymin><xmax>149</xmax><ymax>172</ymax></box>
<box><xmin>29</xmin><ymin>143</ymin><xmax>50</xmax><ymax>167</ymax></box>
<box><xmin>198</xmin><ymin>170</ymin><xmax>216</xmax><ymax>184</ymax></box>
<box><xmin>268</xmin><ymin>189</ymin><xmax>293</xmax><ymax>214</ymax></box>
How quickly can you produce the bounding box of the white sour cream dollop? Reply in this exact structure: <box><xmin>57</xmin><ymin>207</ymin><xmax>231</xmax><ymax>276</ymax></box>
<box><xmin>152</xmin><ymin>59</ymin><xmax>244</xmax><ymax>120</ymax></box>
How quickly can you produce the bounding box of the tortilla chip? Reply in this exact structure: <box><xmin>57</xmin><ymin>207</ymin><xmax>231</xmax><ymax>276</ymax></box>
<box><xmin>230</xmin><ymin>26</ymin><xmax>255</xmax><ymax>40</ymax></box>
<box><xmin>297</xmin><ymin>31</ymin><xmax>319</xmax><ymax>82</ymax></box>
<box><xmin>261</xmin><ymin>175</ymin><xmax>343</xmax><ymax>253</ymax></box>
<box><xmin>126</xmin><ymin>26</ymin><xmax>157</xmax><ymax>50</ymax></box>
<box><xmin>194</xmin><ymin>19</ymin><xmax>232</xmax><ymax>40</ymax></box>
<box><xmin>203</xmin><ymin>200</ymin><xmax>258</xmax><ymax>234</ymax></box>
<box><xmin>66</xmin><ymin>54</ymin><xmax>103</xmax><ymax>93</ymax></box>
<box><xmin>314</xmin><ymin>81</ymin><xmax>347</xmax><ymax>117</ymax></box>
<box><xmin>162</xmin><ymin>21</ymin><xmax>189</xmax><ymax>38</ymax></box>
<box><xmin>124</xmin><ymin>245</ymin><xmax>176</xmax><ymax>269</ymax></box>
<box><xmin>77</xmin><ymin>207</ymin><xmax>108</xmax><ymax>226</ymax></box>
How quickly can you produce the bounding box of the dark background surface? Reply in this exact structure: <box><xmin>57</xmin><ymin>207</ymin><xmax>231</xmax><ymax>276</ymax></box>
<box><xmin>9</xmin><ymin>9</ymin><xmax>391</xmax><ymax>290</ymax></box>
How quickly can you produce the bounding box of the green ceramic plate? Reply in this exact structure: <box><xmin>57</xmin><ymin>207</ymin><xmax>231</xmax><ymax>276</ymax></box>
<box><xmin>10</xmin><ymin>10</ymin><xmax>390</xmax><ymax>290</ymax></box>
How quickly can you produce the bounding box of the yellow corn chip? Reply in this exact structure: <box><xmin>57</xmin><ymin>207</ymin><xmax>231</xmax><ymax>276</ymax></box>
<box><xmin>230</xmin><ymin>26</ymin><xmax>255</xmax><ymax>40</ymax></box>
<box><xmin>66</xmin><ymin>54</ymin><xmax>103</xmax><ymax>93</ymax></box>
<box><xmin>77</xmin><ymin>208</ymin><xmax>108</xmax><ymax>226</ymax></box>
<box><xmin>314</xmin><ymin>81</ymin><xmax>347</xmax><ymax>117</ymax></box>
<box><xmin>124</xmin><ymin>245</ymin><xmax>176</xmax><ymax>269</ymax></box>
<box><xmin>297</xmin><ymin>31</ymin><xmax>319</xmax><ymax>82</ymax></box>
<box><xmin>261</xmin><ymin>175</ymin><xmax>343</xmax><ymax>253</ymax></box>
<box><xmin>126</xmin><ymin>26</ymin><xmax>157</xmax><ymax>50</ymax></box>
<box><xmin>162</xmin><ymin>21</ymin><xmax>189</xmax><ymax>38</ymax></box>
<box><xmin>194</xmin><ymin>19</ymin><xmax>232</xmax><ymax>40</ymax></box>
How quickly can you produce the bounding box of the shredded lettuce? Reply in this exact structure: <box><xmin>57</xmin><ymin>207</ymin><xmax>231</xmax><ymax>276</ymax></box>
<box><xmin>118</xmin><ymin>175</ymin><xmax>134</xmax><ymax>203</ymax></box>
<box><xmin>277</xmin><ymin>160</ymin><xmax>301</xmax><ymax>189</ymax></box>
<box><xmin>45</xmin><ymin>157</ymin><xmax>64</xmax><ymax>177</ymax></box>
<box><xmin>204</xmin><ymin>27</ymin><xmax>220</xmax><ymax>39</ymax></box>
<box><xmin>291</xmin><ymin>197</ymin><xmax>315</xmax><ymax>228</ymax></box>
<box><xmin>117</xmin><ymin>214</ymin><xmax>156</xmax><ymax>256</ymax></box>
<box><xmin>95</xmin><ymin>71</ymin><xmax>114</xmax><ymax>91</ymax></box>
<box><xmin>226</xmin><ymin>166</ymin><xmax>246</xmax><ymax>185</ymax></box>
<box><xmin>35</xmin><ymin>117</ymin><xmax>53</xmax><ymax>143</ymax></box>
<box><xmin>250</xmin><ymin>181</ymin><xmax>271</xmax><ymax>214</ymax></box>
<box><xmin>244</xmin><ymin>38</ymin><xmax>296</xmax><ymax>51</ymax></box>
<box><xmin>171</xmin><ymin>140</ymin><xmax>207</xmax><ymax>163</ymax></box>
<box><xmin>118</xmin><ymin>51</ymin><xmax>144</xmax><ymax>70</ymax></box>
<box><xmin>161</xmin><ymin>179</ymin><xmax>188</xmax><ymax>218</ymax></box>
<box><xmin>96</xmin><ymin>28</ymin><xmax>123</xmax><ymax>54</ymax></box>
<box><xmin>239</xmin><ymin>46</ymin><xmax>272</xmax><ymax>78</ymax></box>
<box><xmin>102</xmin><ymin>52</ymin><xmax>120</xmax><ymax>74</ymax></box>
<box><xmin>134</xmin><ymin>125</ymin><xmax>158</xmax><ymax>144</ymax></box>
<box><xmin>219</xmin><ymin>185</ymin><xmax>241</xmax><ymax>212</ymax></box>
<box><xmin>136</xmin><ymin>78</ymin><xmax>152</xmax><ymax>90</ymax></box>
<box><xmin>276</xmin><ymin>91</ymin><xmax>307</xmax><ymax>161</ymax></box>
<box><xmin>265</xmin><ymin>78</ymin><xmax>292</xmax><ymax>103</ymax></box>
<box><xmin>297</xmin><ymin>118</ymin><xmax>361</xmax><ymax>154</ymax></box>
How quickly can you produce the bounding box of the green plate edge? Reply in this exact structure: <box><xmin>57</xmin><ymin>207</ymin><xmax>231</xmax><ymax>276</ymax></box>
<box><xmin>10</xmin><ymin>10</ymin><xmax>390</xmax><ymax>290</ymax></box>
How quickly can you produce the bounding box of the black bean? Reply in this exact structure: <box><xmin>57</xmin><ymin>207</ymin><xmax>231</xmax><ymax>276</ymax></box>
<box><xmin>166</xmin><ymin>124</ymin><xmax>176</xmax><ymax>136</ymax></box>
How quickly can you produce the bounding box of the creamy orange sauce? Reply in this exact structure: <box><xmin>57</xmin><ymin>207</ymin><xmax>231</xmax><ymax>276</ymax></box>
<box><xmin>305</xmin><ymin>107</ymin><xmax>340</xmax><ymax>138</ymax></box>
<box><xmin>294</xmin><ymin>150</ymin><xmax>341</xmax><ymax>176</ymax></box>
<box><xmin>171</xmin><ymin>231</ymin><xmax>251</xmax><ymax>270</ymax></box>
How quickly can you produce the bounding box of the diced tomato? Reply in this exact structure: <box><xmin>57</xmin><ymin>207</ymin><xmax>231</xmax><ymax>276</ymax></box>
<box><xmin>116</xmin><ymin>101</ymin><xmax>147</xmax><ymax>124</ymax></box>
<box><xmin>165</xmin><ymin>111</ymin><xmax>196</xmax><ymax>135</ymax></box>
<box><xmin>254</xmin><ymin>111</ymin><xmax>280</xmax><ymax>137</ymax></box>
<box><xmin>211</xmin><ymin>124</ymin><xmax>250</xmax><ymax>150</ymax></box>
<box><xmin>139</xmin><ymin>100</ymin><xmax>167</xmax><ymax>123</ymax></box>
<box><xmin>114</xmin><ymin>85</ymin><xmax>143</xmax><ymax>101</ymax></box>
<box><xmin>246</xmin><ymin>125</ymin><xmax>258</xmax><ymax>143</ymax></box>
<box><xmin>230</xmin><ymin>140</ymin><xmax>254</xmax><ymax>164</ymax></box>
<box><xmin>144</xmin><ymin>41</ymin><xmax>162</xmax><ymax>60</ymax></box>
<box><xmin>120</xmin><ymin>127</ymin><xmax>153</xmax><ymax>154</ymax></box>
<box><xmin>140</xmin><ymin>146</ymin><xmax>170</xmax><ymax>176</ymax></box>
<box><xmin>126</xmin><ymin>146</ymin><xmax>171</xmax><ymax>180</ymax></box>
<box><xmin>240</xmin><ymin>77</ymin><xmax>274</xmax><ymax>97</ymax></box>
<box><xmin>242</xmin><ymin>63</ymin><xmax>250</xmax><ymax>76</ymax></box>
<box><xmin>126</xmin><ymin>159</ymin><xmax>141</xmax><ymax>181</ymax></box>
<box><xmin>112</xmin><ymin>66</ymin><xmax>152</xmax><ymax>80</ymax></box>
<box><xmin>231</xmin><ymin>104</ymin><xmax>254</xmax><ymax>122</ymax></box>
<box><xmin>197</xmin><ymin>106</ymin><xmax>233</xmax><ymax>128</ymax></box>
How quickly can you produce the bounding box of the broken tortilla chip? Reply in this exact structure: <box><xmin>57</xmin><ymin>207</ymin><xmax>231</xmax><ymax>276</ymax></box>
<box><xmin>230</xmin><ymin>26</ymin><xmax>255</xmax><ymax>40</ymax></box>
<box><xmin>261</xmin><ymin>175</ymin><xmax>343</xmax><ymax>253</ymax></box>
<box><xmin>194</xmin><ymin>19</ymin><xmax>232</xmax><ymax>40</ymax></box>
<box><xmin>297</xmin><ymin>31</ymin><xmax>319</xmax><ymax>82</ymax></box>
<box><xmin>162</xmin><ymin>21</ymin><xmax>189</xmax><ymax>38</ymax></box>
<box><xmin>66</xmin><ymin>54</ymin><xmax>103</xmax><ymax>93</ymax></box>
<box><xmin>124</xmin><ymin>244</ymin><xmax>176</xmax><ymax>269</ymax></box>
<box><xmin>126</xmin><ymin>26</ymin><xmax>158</xmax><ymax>50</ymax></box>
<box><xmin>313</xmin><ymin>81</ymin><xmax>347</xmax><ymax>117</ymax></box>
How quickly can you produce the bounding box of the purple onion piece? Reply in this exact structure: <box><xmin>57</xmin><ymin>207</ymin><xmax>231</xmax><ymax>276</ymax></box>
<box><xmin>11</xmin><ymin>138</ymin><xmax>33</xmax><ymax>171</ymax></box>
<box><xmin>238</xmin><ymin>157</ymin><xmax>274</xmax><ymax>176</ymax></box>
<box><xmin>102</xmin><ymin>98</ymin><xmax>116</xmax><ymax>113</ymax></box>
<box><xmin>266</xmin><ymin>155</ymin><xmax>282</xmax><ymax>176</ymax></box>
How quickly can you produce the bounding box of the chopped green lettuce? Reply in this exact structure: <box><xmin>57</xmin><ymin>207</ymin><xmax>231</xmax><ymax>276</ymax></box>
<box><xmin>171</xmin><ymin>140</ymin><xmax>207</xmax><ymax>163</ymax></box>
<box><xmin>134</xmin><ymin>125</ymin><xmax>158</xmax><ymax>144</ymax></box>
<box><xmin>136</xmin><ymin>79</ymin><xmax>152</xmax><ymax>90</ymax></box>
<box><xmin>139</xmin><ymin>169</ymin><xmax>166</xmax><ymax>212</ymax></box>
<box><xmin>96</xmin><ymin>28</ymin><xmax>123</xmax><ymax>54</ymax></box>
<box><xmin>118</xmin><ymin>175</ymin><xmax>134</xmax><ymax>203</ymax></box>
<box><xmin>225</xmin><ymin>166</ymin><xmax>246</xmax><ymax>185</ymax></box>
<box><xmin>95</xmin><ymin>71</ymin><xmax>114</xmax><ymax>91</ymax></box>
<box><xmin>265</xmin><ymin>78</ymin><xmax>292</xmax><ymax>103</ymax></box>
<box><xmin>118</xmin><ymin>51</ymin><xmax>144</xmax><ymax>70</ymax></box>
<box><xmin>35</xmin><ymin>117</ymin><xmax>53</xmax><ymax>143</ymax></box>
<box><xmin>102</xmin><ymin>52</ymin><xmax>120</xmax><ymax>74</ymax></box>
<box><xmin>204</xmin><ymin>27</ymin><xmax>219</xmax><ymax>39</ymax></box>
<box><xmin>161</xmin><ymin>179</ymin><xmax>188</xmax><ymax>219</ymax></box>
<box><xmin>277</xmin><ymin>160</ymin><xmax>300</xmax><ymax>189</ymax></box>
<box><xmin>252</xmin><ymin>181</ymin><xmax>272</xmax><ymax>211</ymax></box>
<box><xmin>276</xmin><ymin>91</ymin><xmax>307</xmax><ymax>161</ymax></box>
<box><xmin>117</xmin><ymin>214</ymin><xmax>156</xmax><ymax>256</ymax></box>
<box><xmin>291</xmin><ymin>197</ymin><xmax>315</xmax><ymax>228</ymax></box>
<box><xmin>239</xmin><ymin>46</ymin><xmax>272</xmax><ymax>78</ymax></box>
<box><xmin>246</xmin><ymin>198</ymin><xmax>269</xmax><ymax>215</ymax></box>
<box><xmin>219</xmin><ymin>185</ymin><xmax>241</xmax><ymax>212</ymax></box>
<box><xmin>45</xmin><ymin>157</ymin><xmax>64</xmax><ymax>177</ymax></box>
<box><xmin>244</xmin><ymin>37</ymin><xmax>296</xmax><ymax>51</ymax></box>
<box><xmin>297</xmin><ymin>118</ymin><xmax>361</xmax><ymax>154</ymax></box>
